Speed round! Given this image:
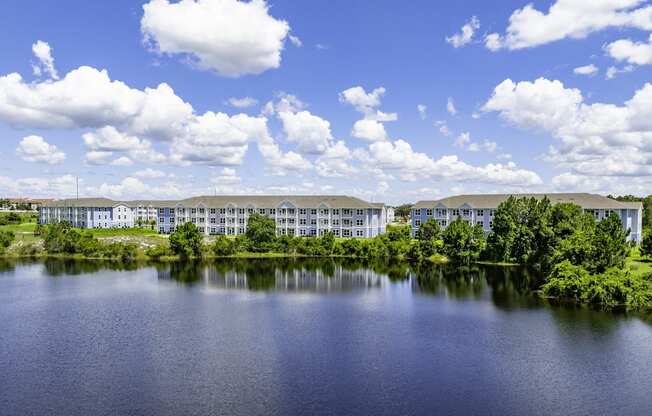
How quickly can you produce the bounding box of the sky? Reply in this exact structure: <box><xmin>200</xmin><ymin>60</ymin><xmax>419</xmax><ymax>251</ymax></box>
<box><xmin>1</xmin><ymin>0</ymin><xmax>652</xmax><ymax>204</ymax></box>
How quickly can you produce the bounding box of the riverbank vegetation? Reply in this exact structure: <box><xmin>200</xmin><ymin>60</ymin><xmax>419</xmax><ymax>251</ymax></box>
<box><xmin>3</xmin><ymin>198</ymin><xmax>652</xmax><ymax>311</ymax></box>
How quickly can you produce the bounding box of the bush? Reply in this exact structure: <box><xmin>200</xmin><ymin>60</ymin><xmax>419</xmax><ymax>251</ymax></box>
<box><xmin>145</xmin><ymin>244</ymin><xmax>172</xmax><ymax>259</ymax></box>
<box><xmin>542</xmin><ymin>260</ymin><xmax>652</xmax><ymax>310</ymax></box>
<box><xmin>245</xmin><ymin>213</ymin><xmax>276</xmax><ymax>251</ymax></box>
<box><xmin>42</xmin><ymin>222</ymin><xmax>81</xmax><ymax>254</ymax></box>
<box><xmin>641</xmin><ymin>230</ymin><xmax>652</xmax><ymax>259</ymax></box>
<box><xmin>0</xmin><ymin>230</ymin><xmax>15</xmax><ymax>254</ymax></box>
<box><xmin>17</xmin><ymin>242</ymin><xmax>40</xmax><ymax>257</ymax></box>
<box><xmin>211</xmin><ymin>235</ymin><xmax>237</xmax><ymax>256</ymax></box>
<box><xmin>169</xmin><ymin>222</ymin><xmax>203</xmax><ymax>258</ymax></box>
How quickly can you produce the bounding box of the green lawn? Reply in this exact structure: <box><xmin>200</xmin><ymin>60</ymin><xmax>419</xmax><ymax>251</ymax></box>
<box><xmin>87</xmin><ymin>227</ymin><xmax>160</xmax><ymax>237</ymax></box>
<box><xmin>0</xmin><ymin>222</ymin><xmax>38</xmax><ymax>243</ymax></box>
<box><xmin>627</xmin><ymin>247</ymin><xmax>652</xmax><ymax>277</ymax></box>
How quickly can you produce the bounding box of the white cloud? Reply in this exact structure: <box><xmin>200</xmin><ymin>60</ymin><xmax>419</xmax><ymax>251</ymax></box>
<box><xmin>605</xmin><ymin>33</ymin><xmax>652</xmax><ymax>66</ymax></box>
<box><xmin>227</xmin><ymin>96</ymin><xmax>258</xmax><ymax>108</ymax></box>
<box><xmin>417</xmin><ymin>104</ymin><xmax>427</xmax><ymax>119</ymax></box>
<box><xmin>356</xmin><ymin>139</ymin><xmax>541</xmax><ymax>186</ymax></box>
<box><xmin>454</xmin><ymin>132</ymin><xmax>471</xmax><ymax>148</ymax></box>
<box><xmin>446</xmin><ymin>16</ymin><xmax>480</xmax><ymax>48</ymax></box>
<box><xmin>435</xmin><ymin>120</ymin><xmax>452</xmax><ymax>137</ymax></box>
<box><xmin>574</xmin><ymin>64</ymin><xmax>598</xmax><ymax>76</ymax></box>
<box><xmin>211</xmin><ymin>167</ymin><xmax>241</xmax><ymax>184</ymax></box>
<box><xmin>141</xmin><ymin>0</ymin><xmax>290</xmax><ymax>77</ymax></box>
<box><xmin>0</xmin><ymin>174</ymin><xmax>78</xmax><ymax>198</ymax></box>
<box><xmin>339</xmin><ymin>86</ymin><xmax>386</xmax><ymax>114</ymax></box>
<box><xmin>92</xmin><ymin>176</ymin><xmax>183</xmax><ymax>199</ymax></box>
<box><xmin>262</xmin><ymin>92</ymin><xmax>306</xmax><ymax>115</ymax></box>
<box><xmin>110</xmin><ymin>157</ymin><xmax>133</xmax><ymax>166</ymax></box>
<box><xmin>606</xmin><ymin>65</ymin><xmax>635</xmax><ymax>79</ymax></box>
<box><xmin>133</xmin><ymin>168</ymin><xmax>166</xmax><ymax>178</ymax></box>
<box><xmin>289</xmin><ymin>34</ymin><xmax>302</xmax><ymax>47</ymax></box>
<box><xmin>32</xmin><ymin>40</ymin><xmax>59</xmax><ymax>80</ymax></box>
<box><xmin>16</xmin><ymin>135</ymin><xmax>65</xmax><ymax>164</ymax></box>
<box><xmin>483</xmin><ymin>76</ymin><xmax>652</xmax><ymax>178</ymax></box>
<box><xmin>278</xmin><ymin>110</ymin><xmax>334</xmax><ymax>154</ymax></box>
<box><xmin>446</xmin><ymin>97</ymin><xmax>457</xmax><ymax>115</ymax></box>
<box><xmin>485</xmin><ymin>0</ymin><xmax>652</xmax><ymax>51</ymax></box>
<box><xmin>351</xmin><ymin>119</ymin><xmax>388</xmax><ymax>142</ymax></box>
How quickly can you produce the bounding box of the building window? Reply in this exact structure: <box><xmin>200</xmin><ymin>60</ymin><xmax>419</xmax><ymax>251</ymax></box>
<box><xmin>476</xmin><ymin>209</ymin><xmax>484</xmax><ymax>216</ymax></box>
<box><xmin>477</xmin><ymin>221</ymin><xmax>484</xmax><ymax>227</ymax></box>
<box><xmin>210</xmin><ymin>208</ymin><xmax>216</xmax><ymax>214</ymax></box>
<box><xmin>300</xmin><ymin>219</ymin><xmax>307</xmax><ymax>225</ymax></box>
<box><xmin>311</xmin><ymin>209</ymin><xmax>317</xmax><ymax>215</ymax></box>
<box><xmin>310</xmin><ymin>229</ymin><xmax>317</xmax><ymax>236</ymax></box>
<box><xmin>451</xmin><ymin>209</ymin><xmax>460</xmax><ymax>216</ymax></box>
<box><xmin>462</xmin><ymin>209</ymin><xmax>470</xmax><ymax>216</ymax></box>
<box><xmin>269</xmin><ymin>209</ymin><xmax>276</xmax><ymax>215</ymax></box>
<box><xmin>440</xmin><ymin>220</ymin><xmax>447</xmax><ymax>227</ymax></box>
<box><xmin>356</xmin><ymin>219</ymin><xmax>364</xmax><ymax>226</ymax></box>
<box><xmin>333</xmin><ymin>229</ymin><xmax>340</xmax><ymax>236</ymax></box>
<box><xmin>159</xmin><ymin>217</ymin><xmax>164</xmax><ymax>223</ymax></box>
<box><xmin>220</xmin><ymin>208</ymin><xmax>226</xmax><ymax>214</ymax></box>
<box><xmin>342</xmin><ymin>229</ymin><xmax>351</xmax><ymax>237</ymax></box>
<box><xmin>300</xmin><ymin>229</ymin><xmax>306</xmax><ymax>236</ymax></box>
<box><xmin>333</xmin><ymin>219</ymin><xmax>340</xmax><ymax>226</ymax></box>
<box><xmin>199</xmin><ymin>208</ymin><xmax>205</xmax><ymax>214</ymax></box>
<box><xmin>415</xmin><ymin>209</ymin><xmax>421</xmax><ymax>216</ymax></box>
<box><xmin>415</xmin><ymin>219</ymin><xmax>421</xmax><ymax>226</ymax></box>
<box><xmin>426</xmin><ymin>209</ymin><xmax>433</xmax><ymax>216</ymax></box>
<box><xmin>311</xmin><ymin>219</ymin><xmax>317</xmax><ymax>225</ymax></box>
<box><xmin>356</xmin><ymin>209</ymin><xmax>364</xmax><ymax>216</ymax></box>
<box><xmin>191</xmin><ymin>208</ymin><xmax>196</xmax><ymax>214</ymax></box>
<box><xmin>342</xmin><ymin>209</ymin><xmax>351</xmax><ymax>216</ymax></box>
<box><xmin>288</xmin><ymin>209</ymin><xmax>295</xmax><ymax>215</ymax></box>
<box><xmin>299</xmin><ymin>208</ymin><xmax>306</xmax><ymax>215</ymax></box>
<box><xmin>248</xmin><ymin>208</ymin><xmax>254</xmax><ymax>214</ymax></box>
<box><xmin>356</xmin><ymin>230</ymin><xmax>364</xmax><ymax>237</ymax></box>
<box><xmin>258</xmin><ymin>208</ymin><xmax>266</xmax><ymax>214</ymax></box>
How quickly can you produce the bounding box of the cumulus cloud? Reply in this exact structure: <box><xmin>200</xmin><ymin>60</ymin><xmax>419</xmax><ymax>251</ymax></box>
<box><xmin>16</xmin><ymin>135</ymin><xmax>65</xmax><ymax>164</ymax></box>
<box><xmin>351</xmin><ymin>119</ymin><xmax>388</xmax><ymax>142</ymax></box>
<box><xmin>141</xmin><ymin>0</ymin><xmax>290</xmax><ymax>77</ymax></box>
<box><xmin>91</xmin><ymin>176</ymin><xmax>183</xmax><ymax>199</ymax></box>
<box><xmin>133</xmin><ymin>168</ymin><xmax>167</xmax><ymax>178</ymax></box>
<box><xmin>605</xmin><ymin>33</ymin><xmax>652</xmax><ymax>66</ymax></box>
<box><xmin>278</xmin><ymin>110</ymin><xmax>334</xmax><ymax>154</ymax></box>
<box><xmin>0</xmin><ymin>174</ymin><xmax>77</xmax><ymax>198</ymax></box>
<box><xmin>483</xmin><ymin>76</ymin><xmax>652</xmax><ymax>178</ymax></box>
<box><xmin>445</xmin><ymin>16</ymin><xmax>480</xmax><ymax>48</ymax></box>
<box><xmin>289</xmin><ymin>35</ymin><xmax>302</xmax><ymax>47</ymax></box>
<box><xmin>339</xmin><ymin>86</ymin><xmax>387</xmax><ymax>114</ymax></box>
<box><xmin>485</xmin><ymin>0</ymin><xmax>652</xmax><ymax>51</ymax></box>
<box><xmin>227</xmin><ymin>96</ymin><xmax>258</xmax><ymax>108</ymax></box>
<box><xmin>32</xmin><ymin>40</ymin><xmax>59</xmax><ymax>80</ymax></box>
<box><xmin>211</xmin><ymin>167</ymin><xmax>241</xmax><ymax>184</ymax></box>
<box><xmin>573</xmin><ymin>64</ymin><xmax>598</xmax><ymax>76</ymax></box>
<box><xmin>356</xmin><ymin>139</ymin><xmax>541</xmax><ymax>186</ymax></box>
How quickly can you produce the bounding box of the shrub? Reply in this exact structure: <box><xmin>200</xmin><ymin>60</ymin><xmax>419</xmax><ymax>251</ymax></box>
<box><xmin>211</xmin><ymin>235</ymin><xmax>237</xmax><ymax>256</ymax></box>
<box><xmin>145</xmin><ymin>244</ymin><xmax>172</xmax><ymax>259</ymax></box>
<box><xmin>169</xmin><ymin>222</ymin><xmax>203</xmax><ymax>258</ymax></box>
<box><xmin>442</xmin><ymin>218</ymin><xmax>485</xmax><ymax>263</ymax></box>
<box><xmin>0</xmin><ymin>230</ymin><xmax>15</xmax><ymax>254</ymax></box>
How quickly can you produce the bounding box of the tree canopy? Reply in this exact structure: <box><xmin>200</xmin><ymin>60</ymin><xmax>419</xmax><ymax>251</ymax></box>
<box><xmin>169</xmin><ymin>222</ymin><xmax>203</xmax><ymax>258</ymax></box>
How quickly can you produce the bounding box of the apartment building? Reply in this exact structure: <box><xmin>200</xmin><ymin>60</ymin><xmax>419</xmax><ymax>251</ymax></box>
<box><xmin>39</xmin><ymin>195</ymin><xmax>389</xmax><ymax>238</ymax></box>
<box><xmin>412</xmin><ymin>193</ymin><xmax>644</xmax><ymax>243</ymax></box>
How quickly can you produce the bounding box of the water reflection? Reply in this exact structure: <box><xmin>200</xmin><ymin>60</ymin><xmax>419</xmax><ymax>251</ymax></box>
<box><xmin>156</xmin><ymin>258</ymin><xmax>385</xmax><ymax>293</ymax></box>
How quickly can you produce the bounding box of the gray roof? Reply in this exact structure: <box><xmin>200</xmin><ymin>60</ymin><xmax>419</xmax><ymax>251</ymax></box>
<box><xmin>43</xmin><ymin>195</ymin><xmax>385</xmax><ymax>209</ymax></box>
<box><xmin>413</xmin><ymin>193</ymin><xmax>642</xmax><ymax>210</ymax></box>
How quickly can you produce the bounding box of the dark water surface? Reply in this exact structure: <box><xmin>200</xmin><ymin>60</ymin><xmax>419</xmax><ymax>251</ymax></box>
<box><xmin>1</xmin><ymin>258</ymin><xmax>651</xmax><ymax>416</ymax></box>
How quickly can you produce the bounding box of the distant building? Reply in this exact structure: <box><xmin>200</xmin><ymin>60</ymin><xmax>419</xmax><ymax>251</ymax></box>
<box><xmin>1</xmin><ymin>198</ymin><xmax>55</xmax><ymax>211</ymax></box>
<box><xmin>412</xmin><ymin>193</ymin><xmax>643</xmax><ymax>243</ymax></box>
<box><xmin>39</xmin><ymin>195</ymin><xmax>390</xmax><ymax>238</ymax></box>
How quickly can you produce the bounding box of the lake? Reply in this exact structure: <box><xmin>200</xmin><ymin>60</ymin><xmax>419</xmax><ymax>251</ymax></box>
<box><xmin>1</xmin><ymin>258</ymin><xmax>651</xmax><ymax>415</ymax></box>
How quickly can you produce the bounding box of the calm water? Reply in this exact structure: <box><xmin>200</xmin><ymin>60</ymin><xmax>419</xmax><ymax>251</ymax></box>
<box><xmin>1</xmin><ymin>258</ymin><xmax>651</xmax><ymax>416</ymax></box>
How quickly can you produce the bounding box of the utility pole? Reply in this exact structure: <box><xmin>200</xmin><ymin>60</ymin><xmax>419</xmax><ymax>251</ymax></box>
<box><xmin>76</xmin><ymin>176</ymin><xmax>79</xmax><ymax>200</ymax></box>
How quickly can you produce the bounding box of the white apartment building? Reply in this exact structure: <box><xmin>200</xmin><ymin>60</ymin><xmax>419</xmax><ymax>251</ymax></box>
<box><xmin>39</xmin><ymin>195</ymin><xmax>390</xmax><ymax>238</ymax></box>
<box><xmin>412</xmin><ymin>193</ymin><xmax>644</xmax><ymax>243</ymax></box>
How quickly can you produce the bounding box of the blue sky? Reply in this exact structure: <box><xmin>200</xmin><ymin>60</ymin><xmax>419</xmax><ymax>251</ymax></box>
<box><xmin>1</xmin><ymin>0</ymin><xmax>652</xmax><ymax>204</ymax></box>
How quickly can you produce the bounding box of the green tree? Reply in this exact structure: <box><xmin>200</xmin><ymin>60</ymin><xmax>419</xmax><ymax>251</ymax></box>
<box><xmin>591</xmin><ymin>212</ymin><xmax>629</xmax><ymax>273</ymax></box>
<box><xmin>641</xmin><ymin>231</ymin><xmax>652</xmax><ymax>259</ymax></box>
<box><xmin>442</xmin><ymin>218</ymin><xmax>485</xmax><ymax>263</ymax></box>
<box><xmin>212</xmin><ymin>235</ymin><xmax>237</xmax><ymax>256</ymax></box>
<box><xmin>169</xmin><ymin>222</ymin><xmax>203</xmax><ymax>258</ymax></box>
<box><xmin>0</xmin><ymin>230</ymin><xmax>15</xmax><ymax>254</ymax></box>
<box><xmin>245</xmin><ymin>213</ymin><xmax>276</xmax><ymax>250</ymax></box>
<box><xmin>319</xmin><ymin>231</ymin><xmax>336</xmax><ymax>255</ymax></box>
<box><xmin>42</xmin><ymin>222</ymin><xmax>81</xmax><ymax>254</ymax></box>
<box><xmin>394</xmin><ymin>204</ymin><xmax>413</xmax><ymax>221</ymax></box>
<box><xmin>416</xmin><ymin>218</ymin><xmax>441</xmax><ymax>241</ymax></box>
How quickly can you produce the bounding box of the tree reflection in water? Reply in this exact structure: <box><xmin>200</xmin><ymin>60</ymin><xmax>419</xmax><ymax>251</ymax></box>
<box><xmin>411</xmin><ymin>262</ymin><xmax>545</xmax><ymax>309</ymax></box>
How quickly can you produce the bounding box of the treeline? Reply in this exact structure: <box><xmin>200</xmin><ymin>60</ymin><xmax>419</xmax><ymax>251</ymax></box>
<box><xmin>33</xmin><ymin>222</ymin><xmax>139</xmax><ymax>261</ymax></box>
